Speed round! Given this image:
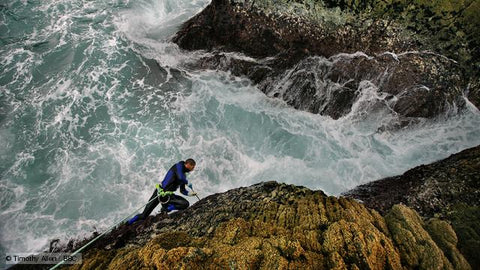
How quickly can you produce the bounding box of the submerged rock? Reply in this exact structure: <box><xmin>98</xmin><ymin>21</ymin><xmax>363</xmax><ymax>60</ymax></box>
<box><xmin>173</xmin><ymin>0</ymin><xmax>479</xmax><ymax>123</ymax></box>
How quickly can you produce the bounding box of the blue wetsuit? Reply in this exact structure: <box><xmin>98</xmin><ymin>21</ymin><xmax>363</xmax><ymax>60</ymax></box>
<box><xmin>161</xmin><ymin>161</ymin><xmax>190</xmax><ymax>196</ymax></box>
<box><xmin>127</xmin><ymin>161</ymin><xmax>191</xmax><ymax>224</ymax></box>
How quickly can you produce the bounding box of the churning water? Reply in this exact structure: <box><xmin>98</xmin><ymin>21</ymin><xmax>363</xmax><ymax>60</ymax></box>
<box><xmin>1</xmin><ymin>0</ymin><xmax>479</xmax><ymax>262</ymax></box>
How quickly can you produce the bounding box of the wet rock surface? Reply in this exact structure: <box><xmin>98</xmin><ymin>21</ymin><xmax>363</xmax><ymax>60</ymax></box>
<box><xmin>29</xmin><ymin>181</ymin><xmax>470</xmax><ymax>269</ymax></box>
<box><xmin>173</xmin><ymin>0</ymin><xmax>479</xmax><ymax>122</ymax></box>
<box><xmin>343</xmin><ymin>145</ymin><xmax>480</xmax><ymax>217</ymax></box>
<box><xmin>344</xmin><ymin>144</ymin><xmax>480</xmax><ymax>268</ymax></box>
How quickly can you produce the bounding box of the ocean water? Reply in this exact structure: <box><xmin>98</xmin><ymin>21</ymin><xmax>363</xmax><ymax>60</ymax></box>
<box><xmin>1</xmin><ymin>0</ymin><xmax>479</xmax><ymax>263</ymax></box>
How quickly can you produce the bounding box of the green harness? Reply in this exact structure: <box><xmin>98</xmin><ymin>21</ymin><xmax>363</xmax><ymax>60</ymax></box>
<box><xmin>155</xmin><ymin>184</ymin><xmax>173</xmax><ymax>204</ymax></box>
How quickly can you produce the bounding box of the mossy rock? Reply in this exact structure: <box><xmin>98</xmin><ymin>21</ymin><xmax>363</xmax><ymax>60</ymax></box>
<box><xmin>448</xmin><ymin>204</ymin><xmax>480</xmax><ymax>269</ymax></box>
<box><xmin>385</xmin><ymin>204</ymin><xmax>453</xmax><ymax>269</ymax></box>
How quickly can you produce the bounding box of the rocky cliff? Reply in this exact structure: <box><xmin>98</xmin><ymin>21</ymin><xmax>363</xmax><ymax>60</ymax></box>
<box><xmin>55</xmin><ymin>180</ymin><xmax>472</xmax><ymax>270</ymax></box>
<box><xmin>173</xmin><ymin>0</ymin><xmax>479</xmax><ymax>125</ymax></box>
<box><xmin>344</xmin><ymin>144</ymin><xmax>480</xmax><ymax>268</ymax></box>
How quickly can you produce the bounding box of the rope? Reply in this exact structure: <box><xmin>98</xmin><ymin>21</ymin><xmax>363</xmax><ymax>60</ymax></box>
<box><xmin>49</xmin><ymin>194</ymin><xmax>159</xmax><ymax>270</ymax></box>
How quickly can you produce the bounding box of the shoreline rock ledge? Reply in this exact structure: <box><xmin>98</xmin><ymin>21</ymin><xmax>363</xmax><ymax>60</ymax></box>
<box><xmin>173</xmin><ymin>0</ymin><xmax>479</xmax><ymax>125</ymax></box>
<box><xmin>49</xmin><ymin>181</ymin><xmax>471</xmax><ymax>269</ymax></box>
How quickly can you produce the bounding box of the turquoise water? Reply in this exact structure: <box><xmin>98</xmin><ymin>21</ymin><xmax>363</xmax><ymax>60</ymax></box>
<box><xmin>1</xmin><ymin>0</ymin><xmax>479</xmax><ymax>263</ymax></box>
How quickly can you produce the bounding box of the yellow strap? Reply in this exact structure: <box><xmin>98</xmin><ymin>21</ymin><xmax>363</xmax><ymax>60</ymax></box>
<box><xmin>155</xmin><ymin>184</ymin><xmax>173</xmax><ymax>196</ymax></box>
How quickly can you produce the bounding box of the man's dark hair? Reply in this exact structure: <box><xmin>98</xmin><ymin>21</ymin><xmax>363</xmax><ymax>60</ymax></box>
<box><xmin>185</xmin><ymin>158</ymin><xmax>196</xmax><ymax>165</ymax></box>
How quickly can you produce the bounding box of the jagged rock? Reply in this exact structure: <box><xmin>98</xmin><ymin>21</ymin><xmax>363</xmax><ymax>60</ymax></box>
<box><xmin>57</xmin><ymin>182</ymin><xmax>469</xmax><ymax>270</ymax></box>
<box><xmin>173</xmin><ymin>0</ymin><xmax>479</xmax><ymax>122</ymax></box>
<box><xmin>345</xmin><ymin>144</ymin><xmax>480</xmax><ymax>268</ymax></box>
<box><xmin>385</xmin><ymin>204</ymin><xmax>455</xmax><ymax>269</ymax></box>
<box><xmin>343</xmin><ymin>145</ymin><xmax>480</xmax><ymax>218</ymax></box>
<box><xmin>447</xmin><ymin>204</ymin><xmax>480</xmax><ymax>269</ymax></box>
<box><xmin>426</xmin><ymin>218</ymin><xmax>471</xmax><ymax>270</ymax></box>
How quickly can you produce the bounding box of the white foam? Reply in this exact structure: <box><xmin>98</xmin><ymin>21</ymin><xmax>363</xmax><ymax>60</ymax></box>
<box><xmin>464</xmin><ymin>94</ymin><xmax>480</xmax><ymax>115</ymax></box>
<box><xmin>329</xmin><ymin>51</ymin><xmax>374</xmax><ymax>62</ymax></box>
<box><xmin>113</xmin><ymin>0</ymin><xmax>210</xmax><ymax>68</ymax></box>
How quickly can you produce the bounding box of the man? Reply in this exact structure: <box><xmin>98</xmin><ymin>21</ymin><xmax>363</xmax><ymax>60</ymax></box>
<box><xmin>127</xmin><ymin>158</ymin><xmax>197</xmax><ymax>225</ymax></box>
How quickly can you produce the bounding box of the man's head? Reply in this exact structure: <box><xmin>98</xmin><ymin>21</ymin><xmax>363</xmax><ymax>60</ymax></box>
<box><xmin>185</xmin><ymin>158</ymin><xmax>196</xmax><ymax>172</ymax></box>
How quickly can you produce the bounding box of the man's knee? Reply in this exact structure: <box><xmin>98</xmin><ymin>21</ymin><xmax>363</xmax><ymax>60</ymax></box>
<box><xmin>178</xmin><ymin>199</ymin><xmax>189</xmax><ymax>210</ymax></box>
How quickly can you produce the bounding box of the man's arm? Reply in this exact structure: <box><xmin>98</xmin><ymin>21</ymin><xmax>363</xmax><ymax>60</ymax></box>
<box><xmin>176</xmin><ymin>162</ymin><xmax>188</xmax><ymax>184</ymax></box>
<box><xmin>179</xmin><ymin>184</ymin><xmax>189</xmax><ymax>196</ymax></box>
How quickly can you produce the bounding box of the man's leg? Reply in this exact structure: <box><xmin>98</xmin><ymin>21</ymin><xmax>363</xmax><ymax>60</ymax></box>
<box><xmin>164</xmin><ymin>194</ymin><xmax>189</xmax><ymax>212</ymax></box>
<box><xmin>127</xmin><ymin>189</ymin><xmax>159</xmax><ymax>224</ymax></box>
<box><xmin>139</xmin><ymin>189</ymin><xmax>160</xmax><ymax>219</ymax></box>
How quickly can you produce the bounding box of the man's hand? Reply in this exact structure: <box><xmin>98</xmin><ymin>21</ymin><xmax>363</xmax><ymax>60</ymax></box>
<box><xmin>188</xmin><ymin>191</ymin><xmax>197</xmax><ymax>197</ymax></box>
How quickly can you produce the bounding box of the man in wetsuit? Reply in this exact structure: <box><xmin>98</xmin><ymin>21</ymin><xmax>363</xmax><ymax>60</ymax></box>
<box><xmin>127</xmin><ymin>158</ymin><xmax>197</xmax><ymax>225</ymax></box>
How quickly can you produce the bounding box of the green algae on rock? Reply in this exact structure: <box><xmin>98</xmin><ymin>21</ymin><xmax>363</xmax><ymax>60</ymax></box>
<box><xmin>345</xmin><ymin>144</ymin><xmax>480</xmax><ymax>268</ymax></box>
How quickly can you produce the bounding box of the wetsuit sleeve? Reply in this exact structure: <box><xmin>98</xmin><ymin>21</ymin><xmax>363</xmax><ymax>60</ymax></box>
<box><xmin>180</xmin><ymin>184</ymin><xmax>189</xmax><ymax>196</ymax></box>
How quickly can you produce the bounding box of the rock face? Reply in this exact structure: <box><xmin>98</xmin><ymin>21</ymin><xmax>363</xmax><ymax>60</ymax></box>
<box><xmin>42</xmin><ymin>181</ymin><xmax>470</xmax><ymax>270</ymax></box>
<box><xmin>344</xmin><ymin>145</ymin><xmax>480</xmax><ymax>268</ymax></box>
<box><xmin>385</xmin><ymin>205</ymin><xmax>470</xmax><ymax>270</ymax></box>
<box><xmin>173</xmin><ymin>0</ymin><xmax>479</xmax><ymax>123</ymax></box>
